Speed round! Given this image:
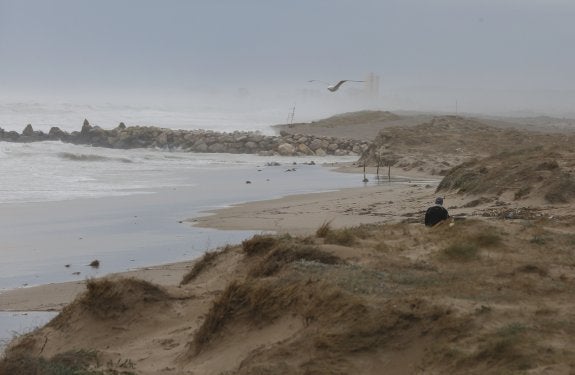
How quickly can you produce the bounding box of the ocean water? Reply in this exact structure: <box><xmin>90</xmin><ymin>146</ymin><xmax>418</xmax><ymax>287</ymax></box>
<box><xmin>0</xmin><ymin>141</ymin><xmax>361</xmax><ymax>289</ymax></box>
<box><xmin>0</xmin><ymin>102</ymin><xmax>366</xmax><ymax>349</ymax></box>
<box><xmin>0</xmin><ymin>101</ymin><xmax>363</xmax><ymax>287</ymax></box>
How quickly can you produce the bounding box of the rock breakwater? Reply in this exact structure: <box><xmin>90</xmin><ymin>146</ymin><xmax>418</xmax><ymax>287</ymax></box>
<box><xmin>0</xmin><ymin>120</ymin><xmax>370</xmax><ymax>157</ymax></box>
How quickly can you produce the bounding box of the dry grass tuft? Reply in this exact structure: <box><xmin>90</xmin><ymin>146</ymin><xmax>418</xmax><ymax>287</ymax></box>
<box><xmin>472</xmin><ymin>228</ymin><xmax>503</xmax><ymax>248</ymax></box>
<box><xmin>249</xmin><ymin>242</ymin><xmax>343</xmax><ymax>278</ymax></box>
<box><xmin>312</xmin><ymin>298</ymin><xmax>458</xmax><ymax>355</ymax></box>
<box><xmin>0</xmin><ymin>349</ymin><xmax>101</xmax><ymax>375</ymax></box>
<box><xmin>465</xmin><ymin>323</ymin><xmax>534</xmax><ymax>371</ymax></box>
<box><xmin>437</xmin><ymin>147</ymin><xmax>575</xmax><ymax>203</ymax></box>
<box><xmin>315</xmin><ymin>220</ymin><xmax>333</xmax><ymax>238</ymax></box>
<box><xmin>544</xmin><ymin>173</ymin><xmax>575</xmax><ymax>203</ymax></box>
<box><xmin>180</xmin><ymin>247</ymin><xmax>228</xmax><ymax>285</ymax></box>
<box><xmin>66</xmin><ymin>278</ymin><xmax>169</xmax><ymax>321</ymax></box>
<box><xmin>325</xmin><ymin>228</ymin><xmax>357</xmax><ymax>246</ymax></box>
<box><xmin>192</xmin><ymin>279</ymin><xmax>300</xmax><ymax>354</ymax></box>
<box><xmin>242</xmin><ymin>235</ymin><xmax>279</xmax><ymax>256</ymax></box>
<box><xmin>192</xmin><ymin>274</ymin><xmax>461</xmax><ymax>363</ymax></box>
<box><xmin>515</xmin><ymin>264</ymin><xmax>548</xmax><ymax>277</ymax></box>
<box><xmin>441</xmin><ymin>243</ymin><xmax>480</xmax><ymax>262</ymax></box>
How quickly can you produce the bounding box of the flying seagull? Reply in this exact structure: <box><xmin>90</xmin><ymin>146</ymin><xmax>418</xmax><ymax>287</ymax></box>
<box><xmin>308</xmin><ymin>79</ymin><xmax>365</xmax><ymax>92</ymax></box>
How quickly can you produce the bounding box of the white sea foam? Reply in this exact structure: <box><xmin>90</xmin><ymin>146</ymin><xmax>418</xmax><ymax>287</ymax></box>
<box><xmin>0</xmin><ymin>101</ymin><xmax>358</xmax><ymax>203</ymax></box>
<box><xmin>0</xmin><ymin>141</ymin><xmax>356</xmax><ymax>204</ymax></box>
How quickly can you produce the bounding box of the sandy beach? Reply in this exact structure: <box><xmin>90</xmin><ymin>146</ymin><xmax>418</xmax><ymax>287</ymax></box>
<box><xmin>0</xmin><ymin>172</ymin><xmax>438</xmax><ymax>312</ymax></box>
<box><xmin>2</xmin><ymin>111</ymin><xmax>575</xmax><ymax>374</ymax></box>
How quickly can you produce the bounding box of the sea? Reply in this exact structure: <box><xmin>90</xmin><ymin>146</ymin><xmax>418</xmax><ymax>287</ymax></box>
<box><xmin>0</xmin><ymin>101</ymin><xmax>369</xmax><ymax>349</ymax></box>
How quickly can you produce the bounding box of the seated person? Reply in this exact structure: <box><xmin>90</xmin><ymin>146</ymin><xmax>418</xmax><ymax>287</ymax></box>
<box><xmin>425</xmin><ymin>197</ymin><xmax>450</xmax><ymax>227</ymax></box>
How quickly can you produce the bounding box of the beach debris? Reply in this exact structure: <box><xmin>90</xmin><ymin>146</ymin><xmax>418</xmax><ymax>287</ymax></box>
<box><xmin>266</xmin><ymin>161</ymin><xmax>281</xmax><ymax>167</ymax></box>
<box><xmin>246</xmin><ymin>180</ymin><xmax>252</xmax><ymax>184</ymax></box>
<box><xmin>72</xmin><ymin>272</ymin><xmax>81</xmax><ymax>275</ymax></box>
<box><xmin>89</xmin><ymin>260</ymin><xmax>100</xmax><ymax>268</ymax></box>
<box><xmin>65</xmin><ymin>264</ymin><xmax>70</xmax><ymax>268</ymax></box>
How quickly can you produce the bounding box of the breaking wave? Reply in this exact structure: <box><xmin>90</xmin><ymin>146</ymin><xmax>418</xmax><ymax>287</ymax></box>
<box><xmin>58</xmin><ymin>152</ymin><xmax>133</xmax><ymax>163</ymax></box>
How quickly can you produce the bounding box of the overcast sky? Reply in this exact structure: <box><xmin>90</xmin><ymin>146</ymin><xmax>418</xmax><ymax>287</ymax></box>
<box><xmin>1</xmin><ymin>0</ymin><xmax>574</xmax><ymax>114</ymax></box>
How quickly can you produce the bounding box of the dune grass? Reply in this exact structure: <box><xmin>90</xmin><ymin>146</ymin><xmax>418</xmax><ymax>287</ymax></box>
<box><xmin>441</xmin><ymin>243</ymin><xmax>480</xmax><ymax>262</ymax></box>
<box><xmin>191</xmin><ymin>279</ymin><xmax>300</xmax><ymax>354</ymax></box>
<box><xmin>78</xmin><ymin>278</ymin><xmax>168</xmax><ymax>320</ymax></box>
<box><xmin>315</xmin><ymin>220</ymin><xmax>333</xmax><ymax>238</ymax></box>
<box><xmin>248</xmin><ymin>243</ymin><xmax>343</xmax><ymax>278</ymax></box>
<box><xmin>180</xmin><ymin>247</ymin><xmax>228</xmax><ymax>286</ymax></box>
<box><xmin>241</xmin><ymin>235</ymin><xmax>280</xmax><ymax>256</ymax></box>
<box><xmin>0</xmin><ymin>349</ymin><xmax>117</xmax><ymax>375</ymax></box>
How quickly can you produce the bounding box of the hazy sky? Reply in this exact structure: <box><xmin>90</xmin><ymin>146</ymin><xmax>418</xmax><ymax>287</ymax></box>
<box><xmin>1</xmin><ymin>0</ymin><xmax>574</xmax><ymax>114</ymax></box>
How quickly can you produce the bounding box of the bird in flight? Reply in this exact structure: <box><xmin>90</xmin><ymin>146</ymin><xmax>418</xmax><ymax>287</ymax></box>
<box><xmin>308</xmin><ymin>79</ymin><xmax>365</xmax><ymax>92</ymax></box>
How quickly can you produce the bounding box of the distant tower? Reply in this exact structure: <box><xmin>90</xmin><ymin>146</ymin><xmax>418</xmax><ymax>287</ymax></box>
<box><xmin>365</xmin><ymin>72</ymin><xmax>380</xmax><ymax>99</ymax></box>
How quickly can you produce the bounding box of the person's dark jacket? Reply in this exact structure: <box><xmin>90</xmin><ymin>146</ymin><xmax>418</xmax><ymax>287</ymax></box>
<box><xmin>425</xmin><ymin>205</ymin><xmax>449</xmax><ymax>227</ymax></box>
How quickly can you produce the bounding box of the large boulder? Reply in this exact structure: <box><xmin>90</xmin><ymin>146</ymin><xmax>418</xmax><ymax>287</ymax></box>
<box><xmin>48</xmin><ymin>127</ymin><xmax>68</xmax><ymax>140</ymax></box>
<box><xmin>297</xmin><ymin>143</ymin><xmax>314</xmax><ymax>155</ymax></box>
<box><xmin>308</xmin><ymin>138</ymin><xmax>323</xmax><ymax>151</ymax></box>
<box><xmin>208</xmin><ymin>143</ymin><xmax>225</xmax><ymax>153</ymax></box>
<box><xmin>277</xmin><ymin>143</ymin><xmax>295</xmax><ymax>156</ymax></box>
<box><xmin>22</xmin><ymin>124</ymin><xmax>34</xmax><ymax>136</ymax></box>
<box><xmin>80</xmin><ymin>119</ymin><xmax>92</xmax><ymax>137</ymax></box>
<box><xmin>315</xmin><ymin>148</ymin><xmax>327</xmax><ymax>156</ymax></box>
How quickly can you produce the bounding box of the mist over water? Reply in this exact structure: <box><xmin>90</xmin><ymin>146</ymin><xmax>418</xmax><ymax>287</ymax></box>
<box><xmin>2</xmin><ymin>85</ymin><xmax>574</xmax><ymax>138</ymax></box>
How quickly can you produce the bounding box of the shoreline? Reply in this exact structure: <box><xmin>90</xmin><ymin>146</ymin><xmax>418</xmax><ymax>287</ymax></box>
<box><xmin>0</xmin><ymin>168</ymin><xmax>439</xmax><ymax>312</ymax></box>
<box><xmin>0</xmin><ymin>160</ymin><xmax>361</xmax><ymax>290</ymax></box>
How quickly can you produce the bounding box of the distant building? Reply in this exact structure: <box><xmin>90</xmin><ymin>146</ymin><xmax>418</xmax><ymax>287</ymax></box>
<box><xmin>365</xmin><ymin>72</ymin><xmax>380</xmax><ymax>99</ymax></box>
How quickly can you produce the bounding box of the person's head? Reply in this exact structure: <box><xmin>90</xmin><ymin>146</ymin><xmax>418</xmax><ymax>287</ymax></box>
<box><xmin>435</xmin><ymin>197</ymin><xmax>444</xmax><ymax>206</ymax></box>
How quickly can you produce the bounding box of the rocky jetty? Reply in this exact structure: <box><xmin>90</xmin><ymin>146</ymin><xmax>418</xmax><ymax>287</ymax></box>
<box><xmin>0</xmin><ymin>121</ymin><xmax>370</xmax><ymax>157</ymax></box>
